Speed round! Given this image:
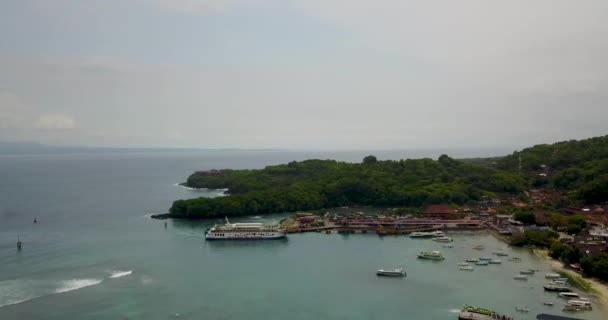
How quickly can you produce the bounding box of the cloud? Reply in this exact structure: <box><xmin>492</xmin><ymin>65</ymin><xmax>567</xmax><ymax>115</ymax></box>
<box><xmin>0</xmin><ymin>92</ymin><xmax>33</xmax><ymax>129</ymax></box>
<box><xmin>34</xmin><ymin>114</ymin><xmax>78</xmax><ymax>131</ymax></box>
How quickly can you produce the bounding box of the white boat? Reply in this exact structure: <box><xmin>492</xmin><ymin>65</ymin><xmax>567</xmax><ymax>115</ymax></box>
<box><xmin>553</xmin><ymin>280</ymin><xmax>568</xmax><ymax>285</ymax></box>
<box><xmin>376</xmin><ymin>268</ymin><xmax>406</xmax><ymax>277</ymax></box>
<box><xmin>410</xmin><ymin>230</ymin><xmax>444</xmax><ymax>238</ymax></box>
<box><xmin>559</xmin><ymin>292</ymin><xmax>580</xmax><ymax>299</ymax></box>
<box><xmin>205</xmin><ymin>217</ymin><xmax>286</xmax><ymax>240</ymax></box>
<box><xmin>432</xmin><ymin>236</ymin><xmax>453</xmax><ymax>242</ymax></box>
<box><xmin>459</xmin><ymin>266</ymin><xmax>474</xmax><ymax>271</ymax></box>
<box><xmin>566</xmin><ymin>300</ymin><xmax>592</xmax><ymax>310</ymax></box>
<box><xmin>545</xmin><ymin>273</ymin><xmax>561</xmax><ymax>279</ymax></box>
<box><xmin>515</xmin><ymin>306</ymin><xmax>530</xmax><ymax>313</ymax></box>
<box><xmin>513</xmin><ymin>275</ymin><xmax>528</xmax><ymax>281</ymax></box>
<box><xmin>417</xmin><ymin>250</ymin><xmax>445</xmax><ymax>260</ymax></box>
<box><xmin>489</xmin><ymin>259</ymin><xmax>502</xmax><ymax>264</ymax></box>
<box><xmin>465</xmin><ymin>258</ymin><xmax>479</xmax><ymax>263</ymax></box>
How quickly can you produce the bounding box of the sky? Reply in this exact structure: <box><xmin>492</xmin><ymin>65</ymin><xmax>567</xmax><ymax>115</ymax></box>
<box><xmin>0</xmin><ymin>0</ymin><xmax>607</xmax><ymax>150</ymax></box>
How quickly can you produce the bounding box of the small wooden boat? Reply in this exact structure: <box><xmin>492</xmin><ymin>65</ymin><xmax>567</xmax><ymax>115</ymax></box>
<box><xmin>376</xmin><ymin>268</ymin><xmax>406</xmax><ymax>277</ymax></box>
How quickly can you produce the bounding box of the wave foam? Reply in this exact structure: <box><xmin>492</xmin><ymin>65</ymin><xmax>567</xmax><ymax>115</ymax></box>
<box><xmin>109</xmin><ymin>270</ymin><xmax>133</xmax><ymax>278</ymax></box>
<box><xmin>54</xmin><ymin>278</ymin><xmax>103</xmax><ymax>294</ymax></box>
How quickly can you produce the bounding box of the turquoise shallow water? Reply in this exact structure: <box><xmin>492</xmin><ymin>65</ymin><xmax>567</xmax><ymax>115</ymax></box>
<box><xmin>0</xmin><ymin>151</ymin><xmax>606</xmax><ymax>319</ymax></box>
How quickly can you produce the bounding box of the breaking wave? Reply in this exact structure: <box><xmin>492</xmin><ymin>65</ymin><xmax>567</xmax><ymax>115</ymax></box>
<box><xmin>54</xmin><ymin>278</ymin><xmax>103</xmax><ymax>294</ymax></box>
<box><xmin>109</xmin><ymin>270</ymin><xmax>133</xmax><ymax>278</ymax></box>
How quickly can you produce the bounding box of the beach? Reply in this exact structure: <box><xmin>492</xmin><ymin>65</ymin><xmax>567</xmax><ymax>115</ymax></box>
<box><xmin>534</xmin><ymin>249</ymin><xmax>608</xmax><ymax>305</ymax></box>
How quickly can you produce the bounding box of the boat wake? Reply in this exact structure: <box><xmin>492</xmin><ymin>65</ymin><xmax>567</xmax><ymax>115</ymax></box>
<box><xmin>448</xmin><ymin>308</ymin><xmax>461</xmax><ymax>313</ymax></box>
<box><xmin>109</xmin><ymin>270</ymin><xmax>133</xmax><ymax>278</ymax></box>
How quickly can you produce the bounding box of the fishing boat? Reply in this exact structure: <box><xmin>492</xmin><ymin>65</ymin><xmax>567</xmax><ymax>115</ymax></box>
<box><xmin>489</xmin><ymin>259</ymin><xmax>502</xmax><ymax>264</ymax></box>
<box><xmin>465</xmin><ymin>258</ymin><xmax>479</xmax><ymax>263</ymax></box>
<box><xmin>543</xmin><ymin>284</ymin><xmax>572</xmax><ymax>292</ymax></box>
<box><xmin>459</xmin><ymin>266</ymin><xmax>474</xmax><ymax>271</ymax></box>
<box><xmin>543</xmin><ymin>302</ymin><xmax>554</xmax><ymax>306</ymax></box>
<box><xmin>545</xmin><ymin>273</ymin><xmax>561</xmax><ymax>279</ymax></box>
<box><xmin>432</xmin><ymin>236</ymin><xmax>453</xmax><ymax>242</ymax></box>
<box><xmin>514</xmin><ymin>275</ymin><xmax>528</xmax><ymax>281</ymax></box>
<box><xmin>376</xmin><ymin>268</ymin><xmax>406</xmax><ymax>277</ymax></box>
<box><xmin>565</xmin><ymin>300</ymin><xmax>592</xmax><ymax>310</ymax></box>
<box><xmin>559</xmin><ymin>292</ymin><xmax>580</xmax><ymax>299</ymax></box>
<box><xmin>515</xmin><ymin>306</ymin><xmax>530</xmax><ymax>313</ymax></box>
<box><xmin>495</xmin><ymin>252</ymin><xmax>509</xmax><ymax>257</ymax></box>
<box><xmin>417</xmin><ymin>250</ymin><xmax>445</xmax><ymax>260</ymax></box>
<box><xmin>520</xmin><ymin>270</ymin><xmax>535</xmax><ymax>275</ymax></box>
<box><xmin>475</xmin><ymin>260</ymin><xmax>489</xmax><ymax>266</ymax></box>
<box><xmin>458</xmin><ymin>305</ymin><xmax>513</xmax><ymax>320</ymax></box>
<box><xmin>457</xmin><ymin>262</ymin><xmax>470</xmax><ymax>266</ymax></box>
<box><xmin>479</xmin><ymin>256</ymin><xmax>492</xmax><ymax>261</ymax></box>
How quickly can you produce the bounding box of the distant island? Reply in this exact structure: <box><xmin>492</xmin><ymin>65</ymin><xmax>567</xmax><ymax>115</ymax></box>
<box><xmin>164</xmin><ymin>135</ymin><xmax>607</xmax><ymax>219</ymax></box>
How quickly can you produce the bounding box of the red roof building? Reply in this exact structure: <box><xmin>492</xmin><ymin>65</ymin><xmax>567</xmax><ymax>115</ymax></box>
<box><xmin>423</xmin><ymin>204</ymin><xmax>455</xmax><ymax>217</ymax></box>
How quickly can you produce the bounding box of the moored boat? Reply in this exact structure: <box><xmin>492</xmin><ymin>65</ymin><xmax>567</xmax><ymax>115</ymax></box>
<box><xmin>489</xmin><ymin>259</ymin><xmax>502</xmax><ymax>264</ymax></box>
<box><xmin>417</xmin><ymin>250</ymin><xmax>445</xmax><ymax>260</ymax></box>
<box><xmin>475</xmin><ymin>260</ymin><xmax>489</xmax><ymax>266</ymax></box>
<box><xmin>376</xmin><ymin>268</ymin><xmax>406</xmax><ymax>277</ymax></box>
<box><xmin>545</xmin><ymin>273</ymin><xmax>561</xmax><ymax>279</ymax></box>
<box><xmin>205</xmin><ymin>217</ymin><xmax>286</xmax><ymax>240</ymax></box>
<box><xmin>432</xmin><ymin>236</ymin><xmax>453</xmax><ymax>242</ymax></box>
<box><xmin>457</xmin><ymin>262</ymin><xmax>470</xmax><ymax>266</ymax></box>
<box><xmin>514</xmin><ymin>275</ymin><xmax>528</xmax><ymax>281</ymax></box>
<box><xmin>410</xmin><ymin>230</ymin><xmax>444</xmax><ymax>238</ymax></box>
<box><xmin>459</xmin><ymin>266</ymin><xmax>474</xmax><ymax>271</ymax></box>
<box><xmin>565</xmin><ymin>300</ymin><xmax>592</xmax><ymax>311</ymax></box>
<box><xmin>458</xmin><ymin>305</ymin><xmax>512</xmax><ymax>320</ymax></box>
<box><xmin>515</xmin><ymin>306</ymin><xmax>530</xmax><ymax>313</ymax></box>
<box><xmin>479</xmin><ymin>256</ymin><xmax>492</xmax><ymax>261</ymax></box>
<box><xmin>473</xmin><ymin>245</ymin><xmax>485</xmax><ymax>250</ymax></box>
<box><xmin>520</xmin><ymin>270</ymin><xmax>535</xmax><ymax>275</ymax></box>
<box><xmin>559</xmin><ymin>292</ymin><xmax>579</xmax><ymax>299</ymax></box>
<box><xmin>465</xmin><ymin>258</ymin><xmax>479</xmax><ymax>263</ymax></box>
<box><xmin>495</xmin><ymin>252</ymin><xmax>509</xmax><ymax>257</ymax></box>
<box><xmin>543</xmin><ymin>284</ymin><xmax>572</xmax><ymax>292</ymax></box>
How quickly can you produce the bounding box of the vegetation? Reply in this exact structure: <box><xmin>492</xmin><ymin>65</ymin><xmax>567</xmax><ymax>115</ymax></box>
<box><xmin>497</xmin><ymin>135</ymin><xmax>608</xmax><ymax>203</ymax></box>
<box><xmin>512</xmin><ymin>209</ymin><xmax>536</xmax><ymax>225</ymax></box>
<box><xmin>510</xmin><ymin>229</ymin><xmax>558</xmax><ymax>247</ymax></box>
<box><xmin>549</xmin><ymin>241</ymin><xmax>581</xmax><ymax>264</ymax></box>
<box><xmin>580</xmin><ymin>254</ymin><xmax>608</xmax><ymax>281</ymax></box>
<box><xmin>170</xmin><ymin>155</ymin><xmax>525</xmax><ymax>218</ymax></box>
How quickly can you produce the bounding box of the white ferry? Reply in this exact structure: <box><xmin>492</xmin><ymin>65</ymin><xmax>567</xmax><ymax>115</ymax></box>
<box><xmin>205</xmin><ymin>218</ymin><xmax>286</xmax><ymax>240</ymax></box>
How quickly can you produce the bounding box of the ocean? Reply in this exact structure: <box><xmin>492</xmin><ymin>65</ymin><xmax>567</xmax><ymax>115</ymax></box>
<box><xmin>0</xmin><ymin>150</ymin><xmax>605</xmax><ymax>319</ymax></box>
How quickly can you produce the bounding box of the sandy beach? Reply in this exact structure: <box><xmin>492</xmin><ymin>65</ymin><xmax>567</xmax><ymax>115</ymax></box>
<box><xmin>534</xmin><ymin>249</ymin><xmax>608</xmax><ymax>306</ymax></box>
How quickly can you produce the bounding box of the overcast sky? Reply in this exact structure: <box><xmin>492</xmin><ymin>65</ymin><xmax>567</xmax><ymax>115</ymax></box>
<box><xmin>1</xmin><ymin>0</ymin><xmax>607</xmax><ymax>149</ymax></box>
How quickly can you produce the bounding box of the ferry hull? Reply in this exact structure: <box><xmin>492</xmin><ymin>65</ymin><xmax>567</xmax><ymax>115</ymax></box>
<box><xmin>205</xmin><ymin>232</ymin><xmax>286</xmax><ymax>240</ymax></box>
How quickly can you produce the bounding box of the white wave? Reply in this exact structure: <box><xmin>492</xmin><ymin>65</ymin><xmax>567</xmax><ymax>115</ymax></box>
<box><xmin>448</xmin><ymin>309</ymin><xmax>461</xmax><ymax>313</ymax></box>
<box><xmin>54</xmin><ymin>278</ymin><xmax>103</xmax><ymax>294</ymax></box>
<box><xmin>109</xmin><ymin>270</ymin><xmax>133</xmax><ymax>278</ymax></box>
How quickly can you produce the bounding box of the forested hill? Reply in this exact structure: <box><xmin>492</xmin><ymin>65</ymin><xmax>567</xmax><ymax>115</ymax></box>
<box><xmin>496</xmin><ymin>135</ymin><xmax>608</xmax><ymax>203</ymax></box>
<box><xmin>169</xmin><ymin>155</ymin><xmax>524</xmax><ymax>219</ymax></box>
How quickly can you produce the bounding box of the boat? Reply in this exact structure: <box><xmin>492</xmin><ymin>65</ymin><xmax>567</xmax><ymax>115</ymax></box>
<box><xmin>553</xmin><ymin>280</ymin><xmax>568</xmax><ymax>285</ymax></box>
<box><xmin>513</xmin><ymin>275</ymin><xmax>528</xmax><ymax>281</ymax></box>
<box><xmin>543</xmin><ymin>302</ymin><xmax>554</xmax><ymax>306</ymax></box>
<box><xmin>432</xmin><ymin>236</ymin><xmax>453</xmax><ymax>242</ymax></box>
<box><xmin>559</xmin><ymin>292</ymin><xmax>580</xmax><ymax>299</ymax></box>
<box><xmin>475</xmin><ymin>260</ymin><xmax>489</xmax><ymax>266</ymax></box>
<box><xmin>459</xmin><ymin>266</ymin><xmax>474</xmax><ymax>271</ymax></box>
<box><xmin>495</xmin><ymin>252</ymin><xmax>509</xmax><ymax>257</ymax></box>
<box><xmin>543</xmin><ymin>284</ymin><xmax>572</xmax><ymax>292</ymax></box>
<box><xmin>489</xmin><ymin>259</ymin><xmax>502</xmax><ymax>264</ymax></box>
<box><xmin>509</xmin><ymin>257</ymin><xmax>521</xmax><ymax>261</ymax></box>
<box><xmin>458</xmin><ymin>305</ymin><xmax>513</xmax><ymax>320</ymax></box>
<box><xmin>417</xmin><ymin>250</ymin><xmax>445</xmax><ymax>260</ymax></box>
<box><xmin>515</xmin><ymin>306</ymin><xmax>530</xmax><ymax>313</ymax></box>
<box><xmin>410</xmin><ymin>230</ymin><xmax>444</xmax><ymax>238</ymax></box>
<box><xmin>443</xmin><ymin>244</ymin><xmax>454</xmax><ymax>248</ymax></box>
<box><xmin>473</xmin><ymin>245</ymin><xmax>485</xmax><ymax>250</ymax></box>
<box><xmin>205</xmin><ymin>217</ymin><xmax>286</xmax><ymax>240</ymax></box>
<box><xmin>376</xmin><ymin>268</ymin><xmax>406</xmax><ymax>277</ymax></box>
<box><xmin>479</xmin><ymin>257</ymin><xmax>492</xmax><ymax>261</ymax></box>
<box><xmin>565</xmin><ymin>300</ymin><xmax>592</xmax><ymax>310</ymax></box>
<box><xmin>457</xmin><ymin>262</ymin><xmax>470</xmax><ymax>266</ymax></box>
<box><xmin>465</xmin><ymin>258</ymin><xmax>479</xmax><ymax>263</ymax></box>
<box><xmin>545</xmin><ymin>273</ymin><xmax>561</xmax><ymax>279</ymax></box>
<box><xmin>520</xmin><ymin>270</ymin><xmax>535</xmax><ymax>275</ymax></box>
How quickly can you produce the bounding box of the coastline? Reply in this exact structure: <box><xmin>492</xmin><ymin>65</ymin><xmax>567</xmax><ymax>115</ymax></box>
<box><xmin>533</xmin><ymin>249</ymin><xmax>608</xmax><ymax>306</ymax></box>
